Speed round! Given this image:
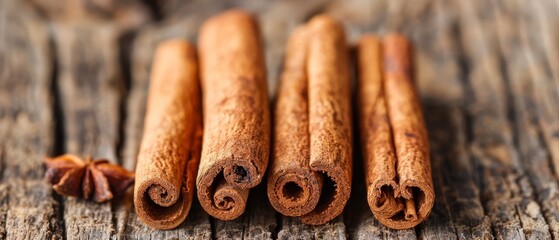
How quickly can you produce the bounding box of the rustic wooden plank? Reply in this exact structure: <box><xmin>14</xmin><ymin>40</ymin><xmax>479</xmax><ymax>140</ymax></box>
<box><xmin>522</xmin><ymin>0</ymin><xmax>559</xmax><ymax>179</ymax></box>
<box><xmin>2</xmin><ymin>1</ymin><xmax>559</xmax><ymax>239</ymax></box>
<box><xmin>52</xmin><ymin>22</ymin><xmax>124</xmax><ymax>239</ymax></box>
<box><xmin>242</xmin><ymin>185</ymin><xmax>276</xmax><ymax>239</ymax></box>
<box><xmin>412</xmin><ymin>0</ymin><xmax>464</xmax><ymax>104</ymax></box>
<box><xmin>415</xmin><ymin>4</ymin><xmax>494</xmax><ymax>237</ymax></box>
<box><xmin>0</xmin><ymin>0</ymin><xmax>63</xmax><ymax>238</ymax></box>
<box><xmin>119</xmin><ymin>201</ymin><xmax>211</xmax><ymax>239</ymax></box>
<box><xmin>417</xmin><ymin>64</ymin><xmax>460</xmax><ymax>239</ymax></box>
<box><xmin>0</xmin><ymin>0</ymin><xmax>53</xmax><ymax>181</ymax></box>
<box><xmin>0</xmin><ymin>0</ymin><xmax>53</xmax><ymax>182</ymax></box>
<box><xmin>348</xmin><ymin>210</ymin><xmax>415</xmax><ymax>240</ymax></box>
<box><xmin>427</xmin><ymin>107</ymin><xmax>494</xmax><ymax>240</ymax></box>
<box><xmin>457</xmin><ymin>0</ymin><xmax>551</xmax><ymax>239</ymax></box>
<box><xmin>525</xmin><ymin>1</ymin><xmax>559</xmax><ymax>179</ymax></box>
<box><xmin>37</xmin><ymin>3</ymin><xmax>149</xmax><ymax>238</ymax></box>
<box><xmin>498</xmin><ymin>0</ymin><xmax>559</xmax><ymax>238</ymax></box>
<box><xmin>278</xmin><ymin>216</ymin><xmax>346</xmax><ymax>240</ymax></box>
<box><xmin>459</xmin><ymin>3</ymin><xmax>529</xmax><ymax>239</ymax></box>
<box><xmin>530</xmin><ymin>0</ymin><xmax>559</xmax><ymax>90</ymax></box>
<box><xmin>409</xmin><ymin>7</ymin><xmax>495</xmax><ymax>238</ymax></box>
<box><xmin>458</xmin><ymin>2</ymin><xmax>525</xmax><ymax>238</ymax></box>
<box><xmin>412</xmin><ymin>1</ymin><xmax>493</xmax><ymax>239</ymax></box>
<box><xmin>0</xmin><ymin>184</ymin><xmax>8</xmax><ymax>238</ymax></box>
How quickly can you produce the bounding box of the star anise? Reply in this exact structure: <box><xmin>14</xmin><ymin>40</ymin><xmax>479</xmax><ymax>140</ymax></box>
<box><xmin>44</xmin><ymin>154</ymin><xmax>135</xmax><ymax>203</ymax></box>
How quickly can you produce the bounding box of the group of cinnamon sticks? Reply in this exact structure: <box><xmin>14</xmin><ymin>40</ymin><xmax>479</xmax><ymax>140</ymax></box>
<box><xmin>133</xmin><ymin>10</ymin><xmax>434</xmax><ymax>230</ymax></box>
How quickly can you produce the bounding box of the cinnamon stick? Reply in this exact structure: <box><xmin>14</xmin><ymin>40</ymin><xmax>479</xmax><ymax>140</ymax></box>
<box><xmin>197</xmin><ymin>10</ymin><xmax>270</xmax><ymax>220</ymax></box>
<box><xmin>357</xmin><ymin>34</ymin><xmax>434</xmax><ymax>229</ymax></box>
<box><xmin>134</xmin><ymin>40</ymin><xmax>202</xmax><ymax>229</ymax></box>
<box><xmin>267</xmin><ymin>15</ymin><xmax>352</xmax><ymax>225</ymax></box>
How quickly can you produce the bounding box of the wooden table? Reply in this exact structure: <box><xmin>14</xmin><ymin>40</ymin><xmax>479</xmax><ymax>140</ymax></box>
<box><xmin>1</xmin><ymin>0</ymin><xmax>559</xmax><ymax>239</ymax></box>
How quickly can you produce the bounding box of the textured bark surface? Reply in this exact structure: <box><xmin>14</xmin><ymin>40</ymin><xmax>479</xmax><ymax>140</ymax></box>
<box><xmin>303</xmin><ymin>16</ymin><xmax>353</xmax><ymax>226</ymax></box>
<box><xmin>133</xmin><ymin>40</ymin><xmax>202</xmax><ymax>230</ymax></box>
<box><xmin>1</xmin><ymin>0</ymin><xmax>558</xmax><ymax>238</ymax></box>
<box><xmin>196</xmin><ymin>10</ymin><xmax>270</xmax><ymax>221</ymax></box>
<box><xmin>357</xmin><ymin>35</ymin><xmax>435</xmax><ymax>230</ymax></box>
<box><xmin>268</xmin><ymin>25</ymin><xmax>316</xmax><ymax>219</ymax></box>
<box><xmin>268</xmin><ymin>16</ymin><xmax>353</xmax><ymax>226</ymax></box>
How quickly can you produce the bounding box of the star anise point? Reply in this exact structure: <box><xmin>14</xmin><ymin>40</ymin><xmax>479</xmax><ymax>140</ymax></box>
<box><xmin>44</xmin><ymin>154</ymin><xmax>135</xmax><ymax>203</ymax></box>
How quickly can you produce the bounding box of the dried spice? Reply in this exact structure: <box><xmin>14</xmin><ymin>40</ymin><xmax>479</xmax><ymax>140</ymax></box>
<box><xmin>44</xmin><ymin>154</ymin><xmax>135</xmax><ymax>203</ymax></box>
<box><xmin>134</xmin><ymin>39</ymin><xmax>202</xmax><ymax>230</ymax></box>
<box><xmin>357</xmin><ymin>34</ymin><xmax>434</xmax><ymax>229</ymax></box>
<box><xmin>197</xmin><ymin>10</ymin><xmax>270</xmax><ymax>221</ymax></box>
<box><xmin>267</xmin><ymin>15</ymin><xmax>353</xmax><ymax>225</ymax></box>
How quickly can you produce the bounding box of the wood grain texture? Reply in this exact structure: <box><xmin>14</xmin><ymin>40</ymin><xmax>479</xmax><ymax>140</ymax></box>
<box><xmin>2</xmin><ymin>0</ymin><xmax>559</xmax><ymax>238</ymax></box>
<box><xmin>458</xmin><ymin>0</ymin><xmax>551</xmax><ymax>239</ymax></box>
<box><xmin>496</xmin><ymin>0</ymin><xmax>559</xmax><ymax>238</ymax></box>
<box><xmin>524</xmin><ymin>0</ymin><xmax>559</xmax><ymax>180</ymax></box>
<box><xmin>53</xmin><ymin>22</ymin><xmax>123</xmax><ymax>239</ymax></box>
<box><xmin>415</xmin><ymin>0</ymin><xmax>490</xmax><ymax>239</ymax></box>
<box><xmin>0</xmin><ymin>0</ymin><xmax>62</xmax><ymax>238</ymax></box>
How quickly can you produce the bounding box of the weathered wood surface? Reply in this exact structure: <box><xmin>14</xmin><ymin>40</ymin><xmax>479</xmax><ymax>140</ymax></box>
<box><xmin>0</xmin><ymin>0</ymin><xmax>61</xmax><ymax>239</ymax></box>
<box><xmin>1</xmin><ymin>0</ymin><xmax>559</xmax><ymax>239</ymax></box>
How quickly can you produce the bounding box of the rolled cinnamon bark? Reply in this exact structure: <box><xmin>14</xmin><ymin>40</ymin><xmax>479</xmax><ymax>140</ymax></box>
<box><xmin>268</xmin><ymin>26</ymin><xmax>322</xmax><ymax>218</ymax></box>
<box><xmin>197</xmin><ymin>10</ymin><xmax>270</xmax><ymax>220</ymax></box>
<box><xmin>267</xmin><ymin>15</ymin><xmax>352</xmax><ymax>225</ymax></box>
<box><xmin>357</xmin><ymin>34</ymin><xmax>434</xmax><ymax>229</ymax></box>
<box><xmin>134</xmin><ymin>40</ymin><xmax>202</xmax><ymax>230</ymax></box>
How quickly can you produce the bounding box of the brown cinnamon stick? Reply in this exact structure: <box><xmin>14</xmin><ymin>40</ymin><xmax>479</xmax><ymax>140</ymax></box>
<box><xmin>267</xmin><ymin>15</ymin><xmax>352</xmax><ymax>225</ymax></box>
<box><xmin>268</xmin><ymin>26</ymin><xmax>321</xmax><ymax>218</ymax></box>
<box><xmin>357</xmin><ymin>34</ymin><xmax>434</xmax><ymax>229</ymax></box>
<box><xmin>134</xmin><ymin>40</ymin><xmax>202</xmax><ymax>230</ymax></box>
<box><xmin>197</xmin><ymin>10</ymin><xmax>270</xmax><ymax>220</ymax></box>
